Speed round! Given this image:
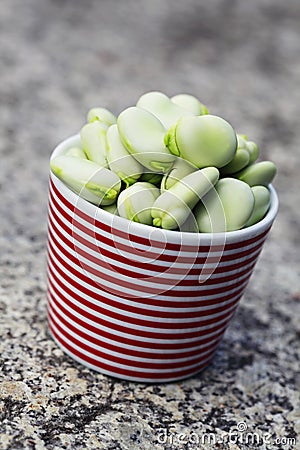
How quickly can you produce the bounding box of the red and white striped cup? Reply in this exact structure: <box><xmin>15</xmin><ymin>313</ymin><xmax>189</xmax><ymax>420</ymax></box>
<box><xmin>46</xmin><ymin>135</ymin><xmax>278</xmax><ymax>382</ymax></box>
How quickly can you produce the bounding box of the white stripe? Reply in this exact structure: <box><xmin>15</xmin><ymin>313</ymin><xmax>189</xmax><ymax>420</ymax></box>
<box><xmin>48</xmin><ymin>273</ymin><xmax>238</xmax><ymax>328</ymax></box>
<box><xmin>47</xmin><ymin>282</ymin><xmax>236</xmax><ymax>335</ymax></box>
<box><xmin>47</xmin><ymin>225</ymin><xmax>252</xmax><ymax>297</ymax></box>
<box><xmin>48</xmin><ymin>243</ymin><xmax>246</xmax><ymax>314</ymax></box>
<box><xmin>48</xmin><ymin>198</ymin><xmax>261</xmax><ymax>281</ymax></box>
<box><xmin>47</xmin><ymin>290</ymin><xmax>231</xmax><ymax>345</ymax></box>
<box><xmin>48</xmin><ymin>240</ymin><xmax>249</xmax><ymax>305</ymax></box>
<box><xmin>49</xmin><ymin>168</ymin><xmax>278</xmax><ymax>248</ymax></box>
<box><xmin>48</xmin><ymin>220</ymin><xmax>252</xmax><ymax>293</ymax></box>
<box><xmin>48</xmin><ymin>328</ymin><xmax>212</xmax><ymax>382</ymax></box>
<box><xmin>49</xmin><ymin>188</ymin><xmax>266</xmax><ymax>258</ymax></box>
<box><xmin>49</xmin><ymin>253</ymin><xmax>247</xmax><ymax>323</ymax></box>
<box><xmin>48</xmin><ymin>299</ymin><xmax>226</xmax><ymax>354</ymax></box>
<box><xmin>48</xmin><ymin>198</ymin><xmax>262</xmax><ymax>273</ymax></box>
<box><xmin>48</xmin><ymin>304</ymin><xmax>221</xmax><ymax>364</ymax></box>
<box><xmin>49</xmin><ymin>318</ymin><xmax>218</xmax><ymax>374</ymax></box>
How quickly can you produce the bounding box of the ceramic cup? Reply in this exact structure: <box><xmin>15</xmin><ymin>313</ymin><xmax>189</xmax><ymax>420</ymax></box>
<box><xmin>46</xmin><ymin>135</ymin><xmax>278</xmax><ymax>382</ymax></box>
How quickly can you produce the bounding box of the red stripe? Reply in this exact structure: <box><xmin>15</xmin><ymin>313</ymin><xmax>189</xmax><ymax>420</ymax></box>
<box><xmin>48</xmin><ymin>259</ymin><xmax>242</xmax><ymax>324</ymax></box>
<box><xmin>49</xmin><ymin>188</ymin><xmax>266</xmax><ymax>264</ymax></box>
<box><xmin>50</xmin><ymin>323</ymin><xmax>217</xmax><ymax>376</ymax></box>
<box><xmin>47</xmin><ymin>285</ymin><xmax>236</xmax><ymax>339</ymax></box>
<box><xmin>48</xmin><ymin>230</ymin><xmax>252</xmax><ymax>300</ymax></box>
<box><xmin>197</xmin><ymin>251</ymin><xmax>260</xmax><ymax>275</ymax></box>
<box><xmin>48</xmin><ymin>255</ymin><xmax>245</xmax><ymax>318</ymax></box>
<box><xmin>47</xmin><ymin>293</ymin><xmax>229</xmax><ymax>350</ymax></box>
<box><xmin>48</xmin><ymin>236</ymin><xmax>252</xmax><ymax>301</ymax></box>
<box><xmin>48</xmin><ymin>270</ymin><xmax>239</xmax><ymax>330</ymax></box>
<box><xmin>49</xmin><ymin>319</ymin><xmax>216</xmax><ymax>380</ymax></box>
<box><xmin>48</xmin><ymin>211</ymin><xmax>256</xmax><ymax>291</ymax></box>
<box><xmin>48</xmin><ymin>188</ymin><xmax>265</xmax><ymax>275</ymax></box>
<box><xmin>48</xmin><ymin>308</ymin><xmax>221</xmax><ymax>369</ymax></box>
<box><xmin>49</xmin><ymin>197</ymin><xmax>262</xmax><ymax>277</ymax></box>
<box><xmin>47</xmin><ymin>239</ymin><xmax>248</xmax><ymax>310</ymax></box>
<box><xmin>50</xmin><ymin>176</ymin><xmax>270</xmax><ymax>253</ymax></box>
<box><xmin>49</xmin><ymin>196</ymin><xmax>258</xmax><ymax>285</ymax></box>
<box><xmin>48</xmin><ymin>303</ymin><xmax>224</xmax><ymax>359</ymax></box>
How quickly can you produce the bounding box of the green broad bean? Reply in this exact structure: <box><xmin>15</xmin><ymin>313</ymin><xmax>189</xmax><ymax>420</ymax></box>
<box><xmin>80</xmin><ymin>121</ymin><xmax>108</xmax><ymax>167</ymax></box>
<box><xmin>195</xmin><ymin>178</ymin><xmax>255</xmax><ymax>232</ymax></box>
<box><xmin>237</xmin><ymin>134</ymin><xmax>259</xmax><ymax>163</ymax></box>
<box><xmin>161</xmin><ymin>157</ymin><xmax>198</xmax><ymax>191</ymax></box>
<box><xmin>53</xmin><ymin>91</ymin><xmax>277</xmax><ymax>233</ymax></box>
<box><xmin>237</xmin><ymin>134</ymin><xmax>248</xmax><ymax>149</ymax></box>
<box><xmin>171</xmin><ymin>94</ymin><xmax>208</xmax><ymax>115</ymax></box>
<box><xmin>136</xmin><ymin>91</ymin><xmax>195</xmax><ymax>129</ymax></box>
<box><xmin>106</xmin><ymin>124</ymin><xmax>144</xmax><ymax>187</ymax></box>
<box><xmin>246</xmin><ymin>141</ymin><xmax>259</xmax><ymax>163</ymax></box>
<box><xmin>164</xmin><ymin>115</ymin><xmax>237</xmax><ymax>169</ymax></box>
<box><xmin>139</xmin><ymin>172</ymin><xmax>163</xmax><ymax>185</ymax></box>
<box><xmin>180</xmin><ymin>213</ymin><xmax>199</xmax><ymax>233</ymax></box>
<box><xmin>117</xmin><ymin>106</ymin><xmax>175</xmax><ymax>173</ymax></box>
<box><xmin>117</xmin><ymin>182</ymin><xmax>160</xmax><ymax>225</ymax></box>
<box><xmin>245</xmin><ymin>186</ymin><xmax>271</xmax><ymax>227</ymax></box>
<box><xmin>102</xmin><ymin>202</ymin><xmax>119</xmax><ymax>215</ymax></box>
<box><xmin>151</xmin><ymin>167</ymin><xmax>219</xmax><ymax>230</ymax></box>
<box><xmin>87</xmin><ymin>107</ymin><xmax>116</xmax><ymax>128</ymax></box>
<box><xmin>220</xmin><ymin>148</ymin><xmax>250</xmax><ymax>175</ymax></box>
<box><xmin>50</xmin><ymin>155</ymin><xmax>121</xmax><ymax>206</ymax></box>
<box><xmin>65</xmin><ymin>147</ymin><xmax>87</xmax><ymax>159</ymax></box>
<box><xmin>237</xmin><ymin>161</ymin><xmax>277</xmax><ymax>187</ymax></box>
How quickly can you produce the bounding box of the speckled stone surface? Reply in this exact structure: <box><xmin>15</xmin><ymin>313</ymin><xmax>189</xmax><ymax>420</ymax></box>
<box><xmin>0</xmin><ymin>1</ymin><xmax>299</xmax><ymax>449</ymax></box>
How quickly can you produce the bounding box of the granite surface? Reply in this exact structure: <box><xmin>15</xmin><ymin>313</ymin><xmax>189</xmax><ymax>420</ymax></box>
<box><xmin>0</xmin><ymin>0</ymin><xmax>299</xmax><ymax>449</ymax></box>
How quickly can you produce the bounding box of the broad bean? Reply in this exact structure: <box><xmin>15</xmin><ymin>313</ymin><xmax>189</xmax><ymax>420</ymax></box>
<box><xmin>151</xmin><ymin>167</ymin><xmax>219</xmax><ymax>229</ymax></box>
<box><xmin>245</xmin><ymin>186</ymin><xmax>271</xmax><ymax>227</ymax></box>
<box><xmin>106</xmin><ymin>124</ymin><xmax>144</xmax><ymax>187</ymax></box>
<box><xmin>117</xmin><ymin>106</ymin><xmax>175</xmax><ymax>173</ymax></box>
<box><xmin>195</xmin><ymin>178</ymin><xmax>255</xmax><ymax>232</ymax></box>
<box><xmin>80</xmin><ymin>121</ymin><xmax>108</xmax><ymax>167</ymax></box>
<box><xmin>237</xmin><ymin>134</ymin><xmax>259</xmax><ymax>163</ymax></box>
<box><xmin>117</xmin><ymin>182</ymin><xmax>160</xmax><ymax>225</ymax></box>
<box><xmin>161</xmin><ymin>157</ymin><xmax>197</xmax><ymax>191</ymax></box>
<box><xmin>50</xmin><ymin>155</ymin><xmax>121</xmax><ymax>205</ymax></box>
<box><xmin>54</xmin><ymin>91</ymin><xmax>277</xmax><ymax>232</ymax></box>
<box><xmin>171</xmin><ymin>94</ymin><xmax>208</xmax><ymax>115</ymax></box>
<box><xmin>102</xmin><ymin>202</ymin><xmax>119</xmax><ymax>215</ymax></box>
<box><xmin>237</xmin><ymin>161</ymin><xmax>277</xmax><ymax>187</ymax></box>
<box><xmin>87</xmin><ymin>107</ymin><xmax>116</xmax><ymax>128</ymax></box>
<box><xmin>164</xmin><ymin>115</ymin><xmax>237</xmax><ymax>169</ymax></box>
<box><xmin>136</xmin><ymin>91</ymin><xmax>194</xmax><ymax>129</ymax></box>
<box><xmin>220</xmin><ymin>148</ymin><xmax>250</xmax><ymax>175</ymax></box>
<box><xmin>65</xmin><ymin>147</ymin><xmax>87</xmax><ymax>159</ymax></box>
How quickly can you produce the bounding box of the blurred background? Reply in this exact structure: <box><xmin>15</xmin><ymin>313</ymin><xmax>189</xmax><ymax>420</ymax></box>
<box><xmin>0</xmin><ymin>0</ymin><xmax>299</xmax><ymax>448</ymax></box>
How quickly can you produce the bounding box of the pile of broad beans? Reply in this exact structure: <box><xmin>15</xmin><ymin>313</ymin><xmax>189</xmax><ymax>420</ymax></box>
<box><xmin>50</xmin><ymin>91</ymin><xmax>277</xmax><ymax>233</ymax></box>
